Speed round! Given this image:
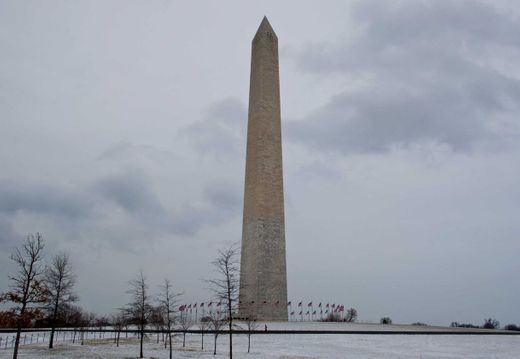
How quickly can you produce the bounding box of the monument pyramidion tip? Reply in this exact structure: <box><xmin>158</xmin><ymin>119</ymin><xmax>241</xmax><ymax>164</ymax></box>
<box><xmin>254</xmin><ymin>16</ymin><xmax>277</xmax><ymax>38</ymax></box>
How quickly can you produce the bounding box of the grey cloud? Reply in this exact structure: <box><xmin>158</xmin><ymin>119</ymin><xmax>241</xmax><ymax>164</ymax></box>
<box><xmin>170</xmin><ymin>180</ymin><xmax>242</xmax><ymax>236</ymax></box>
<box><xmin>93</xmin><ymin>170</ymin><xmax>164</xmax><ymax>216</ymax></box>
<box><xmin>92</xmin><ymin>169</ymin><xmax>241</xmax><ymax>237</ymax></box>
<box><xmin>98</xmin><ymin>141</ymin><xmax>176</xmax><ymax>164</ymax></box>
<box><xmin>0</xmin><ymin>170</ymin><xmax>242</xmax><ymax>249</ymax></box>
<box><xmin>0</xmin><ymin>180</ymin><xmax>93</xmax><ymax>219</ymax></box>
<box><xmin>0</xmin><ymin>217</ymin><xmax>18</xmax><ymax>247</ymax></box>
<box><xmin>289</xmin><ymin>0</ymin><xmax>520</xmax><ymax>154</ymax></box>
<box><xmin>180</xmin><ymin>98</ymin><xmax>247</xmax><ymax>158</ymax></box>
<box><xmin>204</xmin><ymin>180</ymin><xmax>241</xmax><ymax>211</ymax></box>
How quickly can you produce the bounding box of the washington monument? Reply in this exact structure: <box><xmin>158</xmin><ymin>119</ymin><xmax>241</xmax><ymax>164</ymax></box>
<box><xmin>239</xmin><ymin>17</ymin><xmax>288</xmax><ymax>321</ymax></box>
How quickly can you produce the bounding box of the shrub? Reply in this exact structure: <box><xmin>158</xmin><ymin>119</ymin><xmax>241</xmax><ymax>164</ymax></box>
<box><xmin>380</xmin><ymin>317</ymin><xmax>392</xmax><ymax>325</ymax></box>
<box><xmin>504</xmin><ymin>324</ymin><xmax>520</xmax><ymax>331</ymax></box>
<box><xmin>482</xmin><ymin>318</ymin><xmax>500</xmax><ymax>329</ymax></box>
<box><xmin>322</xmin><ymin>313</ymin><xmax>342</xmax><ymax>322</ymax></box>
<box><xmin>345</xmin><ymin>308</ymin><xmax>358</xmax><ymax>323</ymax></box>
<box><xmin>450</xmin><ymin>322</ymin><xmax>479</xmax><ymax>329</ymax></box>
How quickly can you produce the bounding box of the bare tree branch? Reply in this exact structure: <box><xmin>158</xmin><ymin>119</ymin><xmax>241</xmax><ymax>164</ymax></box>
<box><xmin>205</xmin><ymin>243</ymin><xmax>240</xmax><ymax>359</ymax></box>
<box><xmin>1</xmin><ymin>233</ymin><xmax>47</xmax><ymax>359</ymax></box>
<box><xmin>122</xmin><ymin>270</ymin><xmax>152</xmax><ymax>359</ymax></box>
<box><xmin>157</xmin><ymin>279</ymin><xmax>182</xmax><ymax>359</ymax></box>
<box><xmin>44</xmin><ymin>252</ymin><xmax>77</xmax><ymax>348</ymax></box>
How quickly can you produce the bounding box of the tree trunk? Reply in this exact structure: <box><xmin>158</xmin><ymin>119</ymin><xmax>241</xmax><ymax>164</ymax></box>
<box><xmin>139</xmin><ymin>326</ymin><xmax>144</xmax><ymax>358</ymax></box>
<box><xmin>182</xmin><ymin>332</ymin><xmax>186</xmax><ymax>347</ymax></box>
<box><xmin>248</xmin><ymin>333</ymin><xmax>251</xmax><ymax>353</ymax></box>
<box><xmin>213</xmin><ymin>334</ymin><xmax>217</xmax><ymax>355</ymax></box>
<box><xmin>229</xmin><ymin>320</ymin><xmax>233</xmax><ymax>359</ymax></box>
<box><xmin>12</xmin><ymin>327</ymin><xmax>21</xmax><ymax>359</ymax></box>
<box><xmin>201</xmin><ymin>331</ymin><xmax>204</xmax><ymax>350</ymax></box>
<box><xmin>49</xmin><ymin>326</ymin><xmax>56</xmax><ymax>349</ymax></box>
<box><xmin>227</xmin><ymin>279</ymin><xmax>233</xmax><ymax>359</ymax></box>
<box><xmin>169</xmin><ymin>332</ymin><xmax>172</xmax><ymax>359</ymax></box>
<box><xmin>117</xmin><ymin>331</ymin><xmax>120</xmax><ymax>347</ymax></box>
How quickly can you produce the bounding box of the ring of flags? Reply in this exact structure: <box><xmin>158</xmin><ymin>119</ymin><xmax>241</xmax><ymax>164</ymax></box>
<box><xmin>177</xmin><ymin>300</ymin><xmax>347</xmax><ymax>322</ymax></box>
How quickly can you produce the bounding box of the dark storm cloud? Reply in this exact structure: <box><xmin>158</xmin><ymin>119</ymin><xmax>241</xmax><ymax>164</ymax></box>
<box><xmin>180</xmin><ymin>98</ymin><xmax>247</xmax><ymax>158</ymax></box>
<box><xmin>288</xmin><ymin>0</ymin><xmax>520</xmax><ymax>154</ymax></box>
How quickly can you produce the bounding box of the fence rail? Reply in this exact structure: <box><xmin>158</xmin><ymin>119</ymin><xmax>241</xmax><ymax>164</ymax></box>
<box><xmin>1</xmin><ymin>328</ymin><xmax>519</xmax><ymax>335</ymax></box>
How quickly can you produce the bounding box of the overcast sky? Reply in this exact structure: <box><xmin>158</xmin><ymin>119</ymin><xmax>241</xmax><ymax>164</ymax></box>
<box><xmin>1</xmin><ymin>0</ymin><xmax>520</xmax><ymax>326</ymax></box>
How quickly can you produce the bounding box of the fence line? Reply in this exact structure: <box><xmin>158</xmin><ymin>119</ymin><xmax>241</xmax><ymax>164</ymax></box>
<box><xmin>1</xmin><ymin>327</ymin><xmax>519</xmax><ymax>351</ymax></box>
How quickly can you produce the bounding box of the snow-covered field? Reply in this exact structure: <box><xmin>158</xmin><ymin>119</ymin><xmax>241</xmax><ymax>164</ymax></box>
<box><xmin>1</xmin><ymin>322</ymin><xmax>519</xmax><ymax>358</ymax></box>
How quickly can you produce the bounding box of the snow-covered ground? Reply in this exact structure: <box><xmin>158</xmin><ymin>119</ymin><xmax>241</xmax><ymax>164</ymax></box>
<box><xmin>1</xmin><ymin>322</ymin><xmax>519</xmax><ymax>358</ymax></box>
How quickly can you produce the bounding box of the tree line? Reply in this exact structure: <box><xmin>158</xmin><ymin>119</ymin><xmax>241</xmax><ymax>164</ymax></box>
<box><xmin>3</xmin><ymin>233</ymin><xmax>517</xmax><ymax>359</ymax></box>
<box><xmin>0</xmin><ymin>233</ymin><xmax>244</xmax><ymax>359</ymax></box>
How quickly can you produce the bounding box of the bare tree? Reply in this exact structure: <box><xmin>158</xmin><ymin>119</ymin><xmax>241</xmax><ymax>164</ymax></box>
<box><xmin>208</xmin><ymin>311</ymin><xmax>225</xmax><ymax>355</ymax></box>
<box><xmin>345</xmin><ymin>308</ymin><xmax>358</xmax><ymax>323</ymax></box>
<box><xmin>0</xmin><ymin>233</ymin><xmax>47</xmax><ymax>359</ymax></box>
<box><xmin>245</xmin><ymin>315</ymin><xmax>259</xmax><ymax>353</ymax></box>
<box><xmin>483</xmin><ymin>318</ymin><xmax>500</xmax><ymax>329</ymax></box>
<box><xmin>206</xmin><ymin>244</ymin><xmax>240</xmax><ymax>359</ymax></box>
<box><xmin>199</xmin><ymin>318</ymin><xmax>209</xmax><ymax>351</ymax></box>
<box><xmin>178</xmin><ymin>309</ymin><xmax>192</xmax><ymax>348</ymax></box>
<box><xmin>111</xmin><ymin>312</ymin><xmax>126</xmax><ymax>347</ymax></box>
<box><xmin>157</xmin><ymin>279</ymin><xmax>180</xmax><ymax>359</ymax></box>
<box><xmin>44</xmin><ymin>253</ymin><xmax>77</xmax><ymax>348</ymax></box>
<box><xmin>123</xmin><ymin>271</ymin><xmax>152</xmax><ymax>358</ymax></box>
<box><xmin>380</xmin><ymin>317</ymin><xmax>392</xmax><ymax>325</ymax></box>
<box><xmin>149</xmin><ymin>306</ymin><xmax>165</xmax><ymax>343</ymax></box>
<box><xmin>77</xmin><ymin>311</ymin><xmax>97</xmax><ymax>345</ymax></box>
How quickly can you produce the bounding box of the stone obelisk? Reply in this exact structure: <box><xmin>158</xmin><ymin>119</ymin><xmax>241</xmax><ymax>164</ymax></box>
<box><xmin>239</xmin><ymin>17</ymin><xmax>288</xmax><ymax>321</ymax></box>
